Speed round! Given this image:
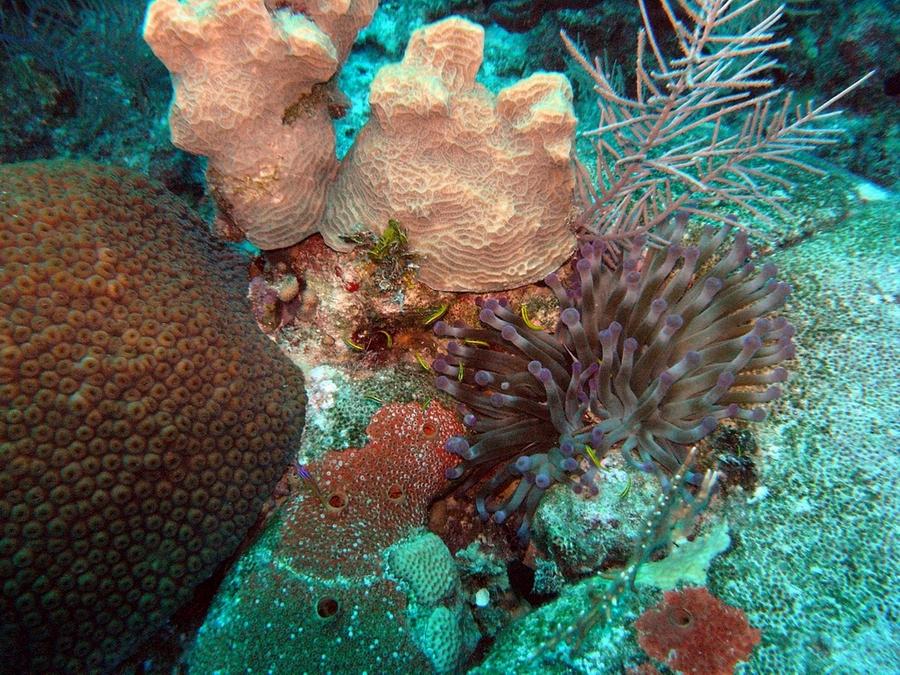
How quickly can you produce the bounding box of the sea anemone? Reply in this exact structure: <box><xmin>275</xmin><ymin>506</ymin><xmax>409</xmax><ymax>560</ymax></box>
<box><xmin>433</xmin><ymin>213</ymin><xmax>794</xmax><ymax>539</ymax></box>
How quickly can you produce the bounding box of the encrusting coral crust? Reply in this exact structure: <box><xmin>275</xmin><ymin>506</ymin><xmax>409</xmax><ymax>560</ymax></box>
<box><xmin>184</xmin><ymin>402</ymin><xmax>464</xmax><ymax>672</ymax></box>
<box><xmin>0</xmin><ymin>160</ymin><xmax>306</xmax><ymax>673</ymax></box>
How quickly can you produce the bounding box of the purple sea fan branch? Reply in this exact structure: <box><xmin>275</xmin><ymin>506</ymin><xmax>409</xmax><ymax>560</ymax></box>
<box><xmin>433</xmin><ymin>211</ymin><xmax>794</xmax><ymax>540</ymax></box>
<box><xmin>562</xmin><ymin>0</ymin><xmax>876</xmax><ymax>243</ymax></box>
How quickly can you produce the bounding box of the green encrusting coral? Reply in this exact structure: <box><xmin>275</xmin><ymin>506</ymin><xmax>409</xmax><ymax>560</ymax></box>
<box><xmin>710</xmin><ymin>197</ymin><xmax>900</xmax><ymax>672</ymax></box>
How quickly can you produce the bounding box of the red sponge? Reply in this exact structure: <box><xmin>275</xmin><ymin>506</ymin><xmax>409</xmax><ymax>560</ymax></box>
<box><xmin>635</xmin><ymin>586</ymin><xmax>761</xmax><ymax>675</ymax></box>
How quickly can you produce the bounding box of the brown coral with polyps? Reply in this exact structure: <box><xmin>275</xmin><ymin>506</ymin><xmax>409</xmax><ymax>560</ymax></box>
<box><xmin>0</xmin><ymin>160</ymin><xmax>306</xmax><ymax>672</ymax></box>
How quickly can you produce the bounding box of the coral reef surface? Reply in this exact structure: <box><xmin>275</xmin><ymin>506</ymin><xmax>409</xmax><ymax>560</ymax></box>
<box><xmin>185</xmin><ymin>402</ymin><xmax>472</xmax><ymax>672</ymax></box>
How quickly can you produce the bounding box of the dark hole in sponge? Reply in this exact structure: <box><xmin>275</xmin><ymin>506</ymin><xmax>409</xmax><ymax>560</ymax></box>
<box><xmin>668</xmin><ymin>606</ymin><xmax>694</xmax><ymax>628</ymax></box>
<box><xmin>316</xmin><ymin>596</ymin><xmax>339</xmax><ymax>620</ymax></box>
<box><xmin>884</xmin><ymin>71</ymin><xmax>900</xmax><ymax>97</ymax></box>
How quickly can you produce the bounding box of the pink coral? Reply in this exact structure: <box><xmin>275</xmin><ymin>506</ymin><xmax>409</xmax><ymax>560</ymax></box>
<box><xmin>635</xmin><ymin>587</ymin><xmax>761</xmax><ymax>675</ymax></box>
<box><xmin>323</xmin><ymin>16</ymin><xmax>578</xmax><ymax>291</ymax></box>
<box><xmin>146</xmin><ymin>7</ymin><xmax>579</xmax><ymax>292</ymax></box>
<box><xmin>143</xmin><ymin>0</ymin><xmax>376</xmax><ymax>249</ymax></box>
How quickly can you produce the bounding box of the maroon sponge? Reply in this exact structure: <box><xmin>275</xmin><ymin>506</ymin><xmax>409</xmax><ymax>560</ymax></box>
<box><xmin>636</xmin><ymin>586</ymin><xmax>761</xmax><ymax>674</ymax></box>
<box><xmin>0</xmin><ymin>160</ymin><xmax>306</xmax><ymax>672</ymax></box>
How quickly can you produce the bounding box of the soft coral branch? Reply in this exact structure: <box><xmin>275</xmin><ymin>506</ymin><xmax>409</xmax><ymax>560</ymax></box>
<box><xmin>562</xmin><ymin>0</ymin><xmax>875</xmax><ymax>242</ymax></box>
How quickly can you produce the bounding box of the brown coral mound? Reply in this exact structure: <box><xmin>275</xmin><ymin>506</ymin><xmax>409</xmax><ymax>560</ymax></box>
<box><xmin>0</xmin><ymin>160</ymin><xmax>306</xmax><ymax>673</ymax></box>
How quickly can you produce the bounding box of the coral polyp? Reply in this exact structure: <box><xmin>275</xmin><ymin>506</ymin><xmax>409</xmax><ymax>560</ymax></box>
<box><xmin>434</xmin><ymin>213</ymin><xmax>795</xmax><ymax>539</ymax></box>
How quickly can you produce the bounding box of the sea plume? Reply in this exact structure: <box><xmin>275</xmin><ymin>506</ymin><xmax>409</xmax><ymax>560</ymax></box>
<box><xmin>563</xmin><ymin>0</ymin><xmax>874</xmax><ymax>242</ymax></box>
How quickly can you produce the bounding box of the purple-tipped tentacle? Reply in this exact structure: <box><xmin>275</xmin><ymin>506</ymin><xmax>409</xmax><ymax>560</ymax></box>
<box><xmin>431</xmin><ymin>212</ymin><xmax>792</xmax><ymax>539</ymax></box>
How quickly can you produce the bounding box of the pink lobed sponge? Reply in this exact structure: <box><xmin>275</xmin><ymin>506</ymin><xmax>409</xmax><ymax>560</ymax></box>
<box><xmin>143</xmin><ymin>0</ymin><xmax>377</xmax><ymax>249</ymax></box>
<box><xmin>324</xmin><ymin>17</ymin><xmax>578</xmax><ymax>291</ymax></box>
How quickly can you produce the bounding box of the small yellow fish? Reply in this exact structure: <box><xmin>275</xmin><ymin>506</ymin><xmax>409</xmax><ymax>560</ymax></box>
<box><xmin>520</xmin><ymin>304</ymin><xmax>544</xmax><ymax>331</ymax></box>
<box><xmin>585</xmin><ymin>444</ymin><xmax>603</xmax><ymax>469</ymax></box>
<box><xmin>295</xmin><ymin>463</ymin><xmax>327</xmax><ymax>506</ymax></box>
<box><xmin>618</xmin><ymin>473</ymin><xmax>633</xmax><ymax>500</ymax></box>
<box><xmin>343</xmin><ymin>337</ymin><xmax>365</xmax><ymax>352</ymax></box>
<box><xmin>423</xmin><ymin>303</ymin><xmax>449</xmax><ymax>326</ymax></box>
<box><xmin>414</xmin><ymin>352</ymin><xmax>432</xmax><ymax>371</ymax></box>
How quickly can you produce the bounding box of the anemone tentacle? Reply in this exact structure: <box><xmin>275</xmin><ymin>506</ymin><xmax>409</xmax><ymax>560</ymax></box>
<box><xmin>434</xmin><ymin>213</ymin><xmax>794</xmax><ymax>540</ymax></box>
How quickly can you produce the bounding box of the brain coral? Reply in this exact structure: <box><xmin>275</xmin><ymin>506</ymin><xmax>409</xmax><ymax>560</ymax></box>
<box><xmin>385</xmin><ymin>530</ymin><xmax>458</xmax><ymax>606</ymax></box>
<box><xmin>0</xmin><ymin>160</ymin><xmax>306</xmax><ymax>672</ymax></box>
